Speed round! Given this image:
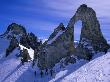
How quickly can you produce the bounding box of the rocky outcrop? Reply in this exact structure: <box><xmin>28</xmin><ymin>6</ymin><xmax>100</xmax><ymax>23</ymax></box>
<box><xmin>0</xmin><ymin>23</ymin><xmax>41</xmax><ymax>57</ymax></box>
<box><xmin>48</xmin><ymin>23</ymin><xmax>65</xmax><ymax>41</ymax></box>
<box><xmin>1</xmin><ymin>4</ymin><xmax>109</xmax><ymax>70</ymax></box>
<box><xmin>1</xmin><ymin>23</ymin><xmax>26</xmax><ymax>40</ymax></box>
<box><xmin>67</xmin><ymin>4</ymin><xmax>110</xmax><ymax>59</ymax></box>
<box><xmin>21</xmin><ymin>49</ymin><xmax>31</xmax><ymax>64</ymax></box>
<box><xmin>38</xmin><ymin>4</ymin><xmax>110</xmax><ymax>69</ymax></box>
<box><xmin>38</xmin><ymin>23</ymin><xmax>75</xmax><ymax>69</ymax></box>
<box><xmin>20</xmin><ymin>32</ymin><xmax>42</xmax><ymax>50</ymax></box>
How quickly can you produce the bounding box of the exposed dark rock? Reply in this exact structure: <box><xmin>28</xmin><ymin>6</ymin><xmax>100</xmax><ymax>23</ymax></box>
<box><xmin>38</xmin><ymin>4</ymin><xmax>110</xmax><ymax>69</ymax></box>
<box><xmin>75</xmin><ymin>38</ymin><xmax>94</xmax><ymax>60</ymax></box>
<box><xmin>67</xmin><ymin>4</ymin><xmax>110</xmax><ymax>59</ymax></box>
<box><xmin>38</xmin><ymin>23</ymin><xmax>75</xmax><ymax>69</ymax></box>
<box><xmin>20</xmin><ymin>32</ymin><xmax>42</xmax><ymax>50</ymax></box>
<box><xmin>1</xmin><ymin>23</ymin><xmax>41</xmax><ymax>57</ymax></box>
<box><xmin>64</xmin><ymin>56</ymin><xmax>76</xmax><ymax>65</ymax></box>
<box><xmin>21</xmin><ymin>49</ymin><xmax>31</xmax><ymax>64</ymax></box>
<box><xmin>48</xmin><ymin>23</ymin><xmax>65</xmax><ymax>41</ymax></box>
<box><xmin>1</xmin><ymin>23</ymin><xmax>26</xmax><ymax>39</ymax></box>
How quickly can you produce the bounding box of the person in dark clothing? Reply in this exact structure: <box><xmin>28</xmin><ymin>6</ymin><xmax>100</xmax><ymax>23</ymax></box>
<box><xmin>104</xmin><ymin>49</ymin><xmax>107</xmax><ymax>54</ymax></box>
<box><xmin>21</xmin><ymin>58</ymin><xmax>24</xmax><ymax>65</ymax></box>
<box><xmin>50</xmin><ymin>69</ymin><xmax>53</xmax><ymax>77</ymax></box>
<box><xmin>45</xmin><ymin>68</ymin><xmax>48</xmax><ymax>75</ymax></box>
<box><xmin>34</xmin><ymin>71</ymin><xmax>36</xmax><ymax>76</ymax></box>
<box><xmin>40</xmin><ymin>70</ymin><xmax>43</xmax><ymax>78</ymax></box>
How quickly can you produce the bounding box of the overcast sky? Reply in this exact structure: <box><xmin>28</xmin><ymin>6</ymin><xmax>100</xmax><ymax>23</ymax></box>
<box><xmin>0</xmin><ymin>0</ymin><xmax>110</xmax><ymax>40</ymax></box>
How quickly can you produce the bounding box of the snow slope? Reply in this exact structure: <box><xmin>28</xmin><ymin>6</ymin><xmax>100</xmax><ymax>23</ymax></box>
<box><xmin>0</xmin><ymin>38</ymin><xmax>10</xmax><ymax>59</ymax></box>
<box><xmin>60</xmin><ymin>52</ymin><xmax>110</xmax><ymax>82</ymax></box>
<box><xmin>0</xmin><ymin>46</ymin><xmax>110</xmax><ymax>82</ymax></box>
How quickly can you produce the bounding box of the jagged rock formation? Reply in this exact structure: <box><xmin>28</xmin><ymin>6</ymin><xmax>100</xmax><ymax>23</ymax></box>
<box><xmin>20</xmin><ymin>32</ymin><xmax>42</xmax><ymax>50</ymax></box>
<box><xmin>38</xmin><ymin>4</ymin><xmax>110</xmax><ymax>69</ymax></box>
<box><xmin>67</xmin><ymin>4</ymin><xmax>110</xmax><ymax>59</ymax></box>
<box><xmin>48</xmin><ymin>23</ymin><xmax>65</xmax><ymax>41</ymax></box>
<box><xmin>0</xmin><ymin>23</ymin><xmax>41</xmax><ymax>57</ymax></box>
<box><xmin>38</xmin><ymin>23</ymin><xmax>75</xmax><ymax>69</ymax></box>
<box><xmin>1</xmin><ymin>23</ymin><xmax>26</xmax><ymax>40</ymax></box>
<box><xmin>21</xmin><ymin>49</ymin><xmax>31</xmax><ymax>64</ymax></box>
<box><xmin>0</xmin><ymin>4</ymin><xmax>109</xmax><ymax>70</ymax></box>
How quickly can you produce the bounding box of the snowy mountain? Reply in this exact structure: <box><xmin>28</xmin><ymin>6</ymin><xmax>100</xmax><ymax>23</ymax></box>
<box><xmin>0</xmin><ymin>4</ymin><xmax>110</xmax><ymax>82</ymax></box>
<box><xmin>0</xmin><ymin>23</ymin><xmax>110</xmax><ymax>82</ymax></box>
<box><xmin>0</xmin><ymin>23</ymin><xmax>41</xmax><ymax>60</ymax></box>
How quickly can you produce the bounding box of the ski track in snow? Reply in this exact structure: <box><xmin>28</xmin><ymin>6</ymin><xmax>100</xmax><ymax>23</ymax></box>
<box><xmin>3</xmin><ymin>63</ymin><xmax>31</xmax><ymax>82</ymax></box>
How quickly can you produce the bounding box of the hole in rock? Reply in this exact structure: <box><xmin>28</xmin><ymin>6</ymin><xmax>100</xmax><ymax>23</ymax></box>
<box><xmin>74</xmin><ymin>20</ymin><xmax>82</xmax><ymax>48</ymax></box>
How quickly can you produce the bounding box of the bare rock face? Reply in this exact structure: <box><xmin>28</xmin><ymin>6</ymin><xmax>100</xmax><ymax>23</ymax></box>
<box><xmin>38</xmin><ymin>4</ymin><xmax>110</xmax><ymax>69</ymax></box>
<box><xmin>0</xmin><ymin>23</ymin><xmax>41</xmax><ymax>57</ymax></box>
<box><xmin>38</xmin><ymin>23</ymin><xmax>75</xmax><ymax>69</ymax></box>
<box><xmin>1</xmin><ymin>23</ymin><xmax>27</xmax><ymax>40</ymax></box>
<box><xmin>48</xmin><ymin>23</ymin><xmax>65</xmax><ymax>41</ymax></box>
<box><xmin>67</xmin><ymin>4</ymin><xmax>110</xmax><ymax>59</ymax></box>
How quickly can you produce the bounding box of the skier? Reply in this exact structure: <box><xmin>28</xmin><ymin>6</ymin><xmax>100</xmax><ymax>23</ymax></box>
<box><xmin>45</xmin><ymin>68</ymin><xmax>48</xmax><ymax>75</ymax></box>
<box><xmin>40</xmin><ymin>70</ymin><xmax>43</xmax><ymax>78</ymax></box>
<box><xmin>34</xmin><ymin>71</ymin><xmax>36</xmax><ymax>76</ymax></box>
<box><xmin>21</xmin><ymin>58</ymin><xmax>24</xmax><ymax>65</ymax></box>
<box><xmin>50</xmin><ymin>69</ymin><xmax>53</xmax><ymax>77</ymax></box>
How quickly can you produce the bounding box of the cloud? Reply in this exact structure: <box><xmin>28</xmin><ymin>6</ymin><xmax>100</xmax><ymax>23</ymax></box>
<box><xmin>42</xmin><ymin>0</ymin><xmax>84</xmax><ymax>18</ymax></box>
<box><xmin>0</xmin><ymin>0</ymin><xmax>110</xmax><ymax>40</ymax></box>
<box><xmin>42</xmin><ymin>0</ymin><xmax>110</xmax><ymax>18</ymax></box>
<box><xmin>42</xmin><ymin>0</ymin><xmax>110</xmax><ymax>40</ymax></box>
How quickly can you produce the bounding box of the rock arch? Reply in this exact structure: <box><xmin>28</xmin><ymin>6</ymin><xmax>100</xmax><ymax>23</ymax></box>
<box><xmin>67</xmin><ymin>4</ymin><xmax>109</xmax><ymax>53</ymax></box>
<box><xmin>38</xmin><ymin>4</ymin><xmax>110</xmax><ymax>69</ymax></box>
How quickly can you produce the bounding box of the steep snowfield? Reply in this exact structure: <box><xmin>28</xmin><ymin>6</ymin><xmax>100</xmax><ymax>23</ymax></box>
<box><xmin>0</xmin><ymin>38</ymin><xmax>10</xmax><ymax>59</ymax></box>
<box><xmin>60</xmin><ymin>52</ymin><xmax>110</xmax><ymax>82</ymax></box>
<box><xmin>0</xmin><ymin>47</ymin><xmax>110</xmax><ymax>82</ymax></box>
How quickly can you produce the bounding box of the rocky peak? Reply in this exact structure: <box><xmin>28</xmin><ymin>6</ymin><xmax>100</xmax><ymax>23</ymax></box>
<box><xmin>80</xmin><ymin>4</ymin><xmax>87</xmax><ymax>8</ymax></box>
<box><xmin>38</xmin><ymin>4</ymin><xmax>110</xmax><ymax>69</ymax></box>
<box><xmin>54</xmin><ymin>23</ymin><xmax>65</xmax><ymax>32</ymax></box>
<box><xmin>1</xmin><ymin>23</ymin><xmax>27</xmax><ymax>40</ymax></box>
<box><xmin>48</xmin><ymin>23</ymin><xmax>65</xmax><ymax>41</ymax></box>
<box><xmin>7</xmin><ymin>23</ymin><xmax>26</xmax><ymax>34</ymax></box>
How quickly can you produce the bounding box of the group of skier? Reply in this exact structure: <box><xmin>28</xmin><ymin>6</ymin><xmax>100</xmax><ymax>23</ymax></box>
<box><xmin>34</xmin><ymin>68</ymin><xmax>55</xmax><ymax>78</ymax></box>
